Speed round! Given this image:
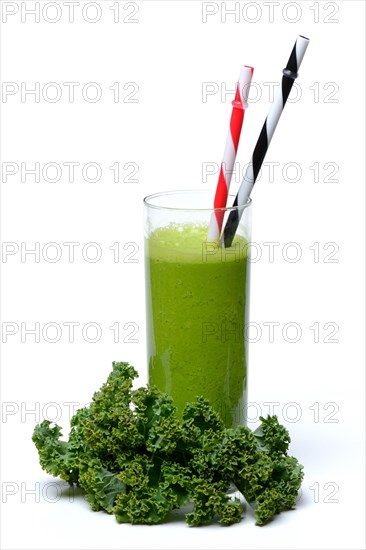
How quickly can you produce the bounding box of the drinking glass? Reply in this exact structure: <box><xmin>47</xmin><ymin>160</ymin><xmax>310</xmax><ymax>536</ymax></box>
<box><xmin>144</xmin><ymin>190</ymin><xmax>252</xmax><ymax>427</ymax></box>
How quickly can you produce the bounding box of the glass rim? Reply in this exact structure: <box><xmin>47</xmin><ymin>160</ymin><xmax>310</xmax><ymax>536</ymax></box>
<box><xmin>143</xmin><ymin>190</ymin><xmax>252</xmax><ymax>212</ymax></box>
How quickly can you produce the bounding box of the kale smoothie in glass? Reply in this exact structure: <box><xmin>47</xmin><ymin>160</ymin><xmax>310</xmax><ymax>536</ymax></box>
<box><xmin>144</xmin><ymin>191</ymin><xmax>251</xmax><ymax>427</ymax></box>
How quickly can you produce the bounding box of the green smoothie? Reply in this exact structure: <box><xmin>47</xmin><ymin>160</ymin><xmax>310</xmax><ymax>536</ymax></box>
<box><xmin>145</xmin><ymin>223</ymin><xmax>250</xmax><ymax>427</ymax></box>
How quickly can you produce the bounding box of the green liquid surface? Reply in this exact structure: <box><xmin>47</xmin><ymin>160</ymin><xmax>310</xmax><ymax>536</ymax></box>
<box><xmin>145</xmin><ymin>224</ymin><xmax>250</xmax><ymax>427</ymax></box>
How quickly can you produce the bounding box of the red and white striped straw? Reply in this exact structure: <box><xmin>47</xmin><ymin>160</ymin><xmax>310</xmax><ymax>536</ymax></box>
<box><xmin>207</xmin><ymin>65</ymin><xmax>254</xmax><ymax>242</ymax></box>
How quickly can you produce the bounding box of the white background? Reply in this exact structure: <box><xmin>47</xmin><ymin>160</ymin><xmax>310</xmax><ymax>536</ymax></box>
<box><xmin>1</xmin><ymin>1</ymin><xmax>365</xmax><ymax>549</ymax></box>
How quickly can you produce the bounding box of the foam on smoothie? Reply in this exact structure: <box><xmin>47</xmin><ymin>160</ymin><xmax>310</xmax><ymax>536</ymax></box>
<box><xmin>147</xmin><ymin>223</ymin><xmax>249</xmax><ymax>263</ymax></box>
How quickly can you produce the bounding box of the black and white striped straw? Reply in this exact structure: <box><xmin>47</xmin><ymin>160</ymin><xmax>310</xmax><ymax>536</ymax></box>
<box><xmin>223</xmin><ymin>35</ymin><xmax>310</xmax><ymax>248</ymax></box>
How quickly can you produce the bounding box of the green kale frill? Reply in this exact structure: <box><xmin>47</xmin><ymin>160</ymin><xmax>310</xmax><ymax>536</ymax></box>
<box><xmin>32</xmin><ymin>361</ymin><xmax>304</xmax><ymax>526</ymax></box>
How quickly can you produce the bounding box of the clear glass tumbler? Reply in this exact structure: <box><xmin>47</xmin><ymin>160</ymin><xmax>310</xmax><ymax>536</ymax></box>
<box><xmin>144</xmin><ymin>190</ymin><xmax>252</xmax><ymax>427</ymax></box>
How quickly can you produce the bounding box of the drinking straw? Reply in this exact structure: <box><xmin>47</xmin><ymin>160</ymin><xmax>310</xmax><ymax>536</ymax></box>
<box><xmin>222</xmin><ymin>35</ymin><xmax>310</xmax><ymax>248</ymax></box>
<box><xmin>207</xmin><ymin>65</ymin><xmax>254</xmax><ymax>243</ymax></box>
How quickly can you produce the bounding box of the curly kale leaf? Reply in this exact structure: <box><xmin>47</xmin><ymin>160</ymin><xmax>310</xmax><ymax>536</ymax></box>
<box><xmin>80</xmin><ymin>362</ymin><xmax>144</xmax><ymax>461</ymax></box>
<box><xmin>249</xmin><ymin>455</ymin><xmax>304</xmax><ymax>526</ymax></box>
<box><xmin>32</xmin><ymin>412</ymin><xmax>87</xmax><ymax>485</ymax></box>
<box><xmin>32</xmin><ymin>361</ymin><xmax>304</xmax><ymax>527</ymax></box>
<box><xmin>186</xmin><ymin>478</ymin><xmax>242</xmax><ymax>526</ymax></box>
<box><xmin>113</xmin><ymin>458</ymin><xmax>192</xmax><ymax>524</ymax></box>
<box><xmin>239</xmin><ymin>417</ymin><xmax>304</xmax><ymax>525</ymax></box>
<box><xmin>252</xmin><ymin>415</ymin><xmax>291</xmax><ymax>455</ymax></box>
<box><xmin>79</xmin><ymin>462</ymin><xmax>126</xmax><ymax>513</ymax></box>
<box><xmin>32</xmin><ymin>415</ymin><xmax>125</xmax><ymax>513</ymax></box>
<box><xmin>132</xmin><ymin>386</ymin><xmax>182</xmax><ymax>455</ymax></box>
